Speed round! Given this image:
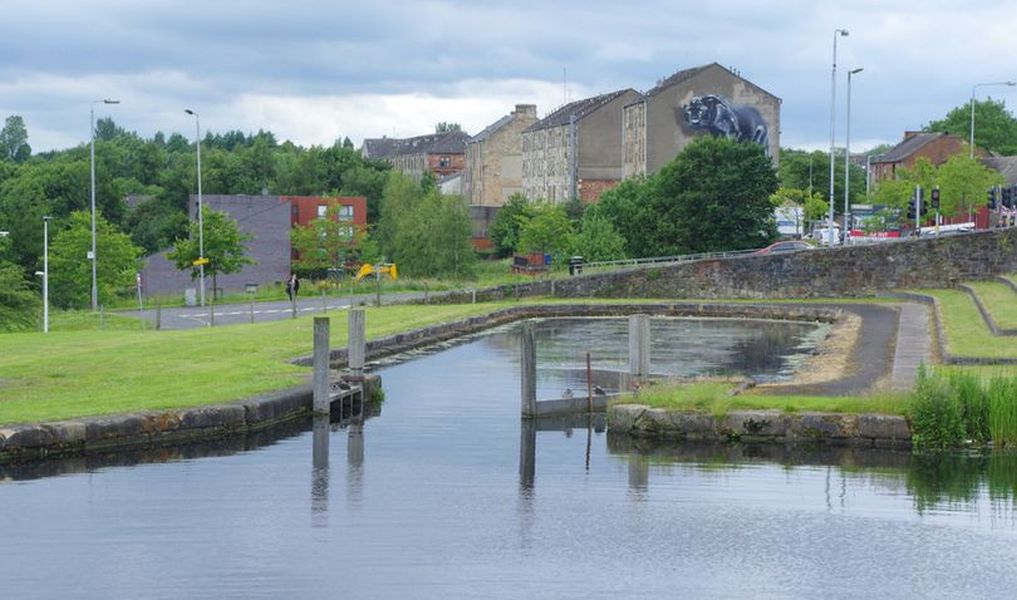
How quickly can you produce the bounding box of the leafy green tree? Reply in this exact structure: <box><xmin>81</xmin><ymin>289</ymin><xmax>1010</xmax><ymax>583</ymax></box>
<box><xmin>168</xmin><ymin>207</ymin><xmax>254</xmax><ymax>293</ymax></box>
<box><xmin>0</xmin><ymin>260</ymin><xmax>39</xmax><ymax>331</ymax></box>
<box><xmin>435</xmin><ymin>122</ymin><xmax>462</xmax><ymax>133</ymax></box>
<box><xmin>488</xmin><ymin>193</ymin><xmax>531</xmax><ymax>257</ymax></box>
<box><xmin>589</xmin><ymin>175</ymin><xmax>659</xmax><ymax>257</ymax></box>
<box><xmin>516</xmin><ymin>201</ymin><xmax>574</xmax><ymax>258</ymax></box>
<box><xmin>390</xmin><ymin>192</ymin><xmax>476</xmax><ymax>279</ymax></box>
<box><xmin>376</xmin><ymin>171</ymin><xmax>424</xmax><ymax>254</ymax></box>
<box><xmin>778</xmin><ymin>148</ymin><xmax>867</xmax><ymax>210</ymax></box>
<box><xmin>568</xmin><ymin>211</ymin><xmax>626</xmax><ymax>262</ymax></box>
<box><xmin>291</xmin><ymin>200</ymin><xmax>366</xmax><ymax>280</ymax></box>
<box><xmin>936</xmin><ymin>154</ymin><xmax>1005</xmax><ymax>218</ymax></box>
<box><xmin>0</xmin><ymin>115</ymin><xmax>30</xmax><ymax>162</ymax></box>
<box><xmin>926</xmin><ymin>98</ymin><xmax>1017</xmax><ymax>155</ymax></box>
<box><xmin>125</xmin><ymin>198</ymin><xmax>189</xmax><ymax>254</ymax></box>
<box><xmin>652</xmin><ymin>136</ymin><xmax>779</xmax><ymax>254</ymax></box>
<box><xmin>49</xmin><ymin>211</ymin><xmax>142</xmax><ymax>309</ymax></box>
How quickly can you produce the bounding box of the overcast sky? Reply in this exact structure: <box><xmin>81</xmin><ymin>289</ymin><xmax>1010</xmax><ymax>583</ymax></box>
<box><xmin>3</xmin><ymin>0</ymin><xmax>1016</xmax><ymax>154</ymax></box>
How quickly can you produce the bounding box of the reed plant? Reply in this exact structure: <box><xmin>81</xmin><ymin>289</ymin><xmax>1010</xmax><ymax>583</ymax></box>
<box><xmin>908</xmin><ymin>367</ymin><xmax>965</xmax><ymax>450</ymax></box>
<box><xmin>947</xmin><ymin>370</ymin><xmax>990</xmax><ymax>443</ymax></box>
<box><xmin>987</xmin><ymin>376</ymin><xmax>1017</xmax><ymax>447</ymax></box>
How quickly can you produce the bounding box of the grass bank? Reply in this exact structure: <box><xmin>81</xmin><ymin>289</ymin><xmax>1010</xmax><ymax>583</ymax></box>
<box><xmin>965</xmin><ymin>281</ymin><xmax>1017</xmax><ymax>330</ymax></box>
<box><xmin>920</xmin><ymin>289</ymin><xmax>1017</xmax><ymax>359</ymax></box>
<box><xmin>0</xmin><ymin>302</ymin><xmax>524</xmax><ymax>426</ymax></box>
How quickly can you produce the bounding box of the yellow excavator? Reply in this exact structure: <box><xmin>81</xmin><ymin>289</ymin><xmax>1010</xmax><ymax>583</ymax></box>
<box><xmin>354</xmin><ymin>263</ymin><xmax>398</xmax><ymax>282</ymax></box>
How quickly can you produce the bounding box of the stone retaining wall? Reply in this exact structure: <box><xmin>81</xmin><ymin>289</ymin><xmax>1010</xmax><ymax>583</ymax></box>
<box><xmin>432</xmin><ymin>228</ymin><xmax>1017</xmax><ymax>303</ymax></box>
<box><xmin>609</xmin><ymin>404</ymin><xmax>912</xmax><ymax>448</ymax></box>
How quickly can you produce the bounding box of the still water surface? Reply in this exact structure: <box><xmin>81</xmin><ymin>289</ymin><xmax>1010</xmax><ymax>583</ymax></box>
<box><xmin>2</xmin><ymin>318</ymin><xmax>1016</xmax><ymax>599</ymax></box>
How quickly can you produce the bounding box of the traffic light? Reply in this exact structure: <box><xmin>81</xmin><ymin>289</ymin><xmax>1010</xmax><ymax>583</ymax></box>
<box><xmin>907</xmin><ymin>201</ymin><xmax>916</xmax><ymax>221</ymax></box>
<box><xmin>931</xmin><ymin>187</ymin><xmax>940</xmax><ymax>210</ymax></box>
<box><xmin>1004</xmin><ymin>186</ymin><xmax>1014</xmax><ymax>209</ymax></box>
<box><xmin>988</xmin><ymin>188</ymin><xmax>998</xmax><ymax>210</ymax></box>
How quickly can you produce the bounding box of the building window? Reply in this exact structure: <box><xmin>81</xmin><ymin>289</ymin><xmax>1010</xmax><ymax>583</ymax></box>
<box><xmin>317</xmin><ymin>205</ymin><xmax>327</xmax><ymax>218</ymax></box>
<box><xmin>439</xmin><ymin>155</ymin><xmax>451</xmax><ymax>168</ymax></box>
<box><xmin>337</xmin><ymin>205</ymin><xmax>353</xmax><ymax>220</ymax></box>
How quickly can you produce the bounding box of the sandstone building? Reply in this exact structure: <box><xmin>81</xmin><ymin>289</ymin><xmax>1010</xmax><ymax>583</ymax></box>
<box><xmin>623</xmin><ymin>63</ymin><xmax>780</xmax><ymax>178</ymax></box>
<box><xmin>361</xmin><ymin>131</ymin><xmax>470</xmax><ymax>181</ymax></box>
<box><xmin>522</xmin><ymin>89</ymin><xmax>640</xmax><ymax>203</ymax></box>
<box><xmin>464</xmin><ymin>104</ymin><xmax>538</xmax><ymax>207</ymax></box>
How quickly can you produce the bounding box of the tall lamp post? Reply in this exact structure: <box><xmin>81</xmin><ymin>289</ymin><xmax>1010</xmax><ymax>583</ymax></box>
<box><xmin>185</xmin><ymin>109</ymin><xmax>205</xmax><ymax>307</ymax></box>
<box><xmin>42</xmin><ymin>216</ymin><xmax>51</xmax><ymax>333</ymax></box>
<box><xmin>828</xmin><ymin>28</ymin><xmax>849</xmax><ymax>247</ymax></box>
<box><xmin>90</xmin><ymin>98</ymin><xmax>120</xmax><ymax>311</ymax></box>
<box><xmin>970</xmin><ymin>81</ymin><xmax>1015</xmax><ymax>158</ymax></box>
<box><xmin>844</xmin><ymin>67</ymin><xmax>863</xmax><ymax>243</ymax></box>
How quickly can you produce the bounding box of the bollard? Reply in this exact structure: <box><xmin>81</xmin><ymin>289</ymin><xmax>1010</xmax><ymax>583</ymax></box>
<box><xmin>520</xmin><ymin>322</ymin><xmax>536</xmax><ymax>419</ymax></box>
<box><xmin>629</xmin><ymin>314</ymin><xmax>650</xmax><ymax>377</ymax></box>
<box><xmin>424</xmin><ymin>281</ymin><xmax>429</xmax><ymax>303</ymax></box>
<box><xmin>471</xmin><ymin>289</ymin><xmax>476</xmax><ymax>304</ymax></box>
<box><xmin>550</xmin><ymin>279</ymin><xmax>556</xmax><ymax>297</ymax></box>
<box><xmin>313</xmin><ymin>317</ymin><xmax>331</xmax><ymax>414</ymax></box>
<box><xmin>348</xmin><ymin>308</ymin><xmax>365</xmax><ymax>376</ymax></box>
<box><xmin>156</xmin><ymin>301</ymin><xmax>162</xmax><ymax>331</ymax></box>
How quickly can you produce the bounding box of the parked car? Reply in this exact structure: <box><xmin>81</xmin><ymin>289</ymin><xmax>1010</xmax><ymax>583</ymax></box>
<box><xmin>752</xmin><ymin>240</ymin><xmax>813</xmax><ymax>256</ymax></box>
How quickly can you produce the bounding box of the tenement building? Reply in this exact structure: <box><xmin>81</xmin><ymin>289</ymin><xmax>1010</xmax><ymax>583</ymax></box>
<box><xmin>522</xmin><ymin>89</ymin><xmax>640</xmax><ymax>203</ymax></box>
<box><xmin>464</xmin><ymin>104</ymin><xmax>538</xmax><ymax>207</ymax></box>
<box><xmin>622</xmin><ymin>63</ymin><xmax>781</xmax><ymax>178</ymax></box>
<box><xmin>360</xmin><ymin>131</ymin><xmax>470</xmax><ymax>181</ymax></box>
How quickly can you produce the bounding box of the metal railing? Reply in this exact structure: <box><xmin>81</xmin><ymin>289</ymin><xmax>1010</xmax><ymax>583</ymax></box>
<box><xmin>581</xmin><ymin>248</ymin><xmax>760</xmax><ymax>273</ymax></box>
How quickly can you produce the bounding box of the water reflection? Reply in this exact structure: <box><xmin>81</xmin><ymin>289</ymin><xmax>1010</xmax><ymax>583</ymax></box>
<box><xmin>311</xmin><ymin>416</ymin><xmax>330</xmax><ymax>527</ymax></box>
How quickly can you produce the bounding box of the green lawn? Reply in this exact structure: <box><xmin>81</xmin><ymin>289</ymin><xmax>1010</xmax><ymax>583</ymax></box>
<box><xmin>965</xmin><ymin>281</ymin><xmax>1017</xmax><ymax>329</ymax></box>
<box><xmin>0</xmin><ymin>302</ymin><xmax>523</xmax><ymax>426</ymax></box>
<box><xmin>921</xmin><ymin>289</ymin><xmax>1017</xmax><ymax>358</ymax></box>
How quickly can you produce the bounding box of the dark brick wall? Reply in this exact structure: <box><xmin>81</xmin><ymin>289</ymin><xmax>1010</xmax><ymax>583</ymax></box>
<box><xmin>140</xmin><ymin>195</ymin><xmax>291</xmax><ymax>299</ymax></box>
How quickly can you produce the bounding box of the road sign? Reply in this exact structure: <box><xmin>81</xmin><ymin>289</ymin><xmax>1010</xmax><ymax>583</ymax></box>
<box><xmin>192</xmin><ymin>257</ymin><xmax>209</xmax><ymax>266</ymax></box>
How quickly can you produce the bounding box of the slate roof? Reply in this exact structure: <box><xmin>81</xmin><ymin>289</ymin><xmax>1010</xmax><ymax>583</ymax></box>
<box><xmin>525</xmin><ymin>89</ymin><xmax>635</xmax><ymax>132</ymax></box>
<box><xmin>872</xmin><ymin>133</ymin><xmax>944</xmax><ymax>164</ymax></box>
<box><xmin>469</xmin><ymin>114</ymin><xmax>514</xmax><ymax>144</ymax></box>
<box><xmin>983</xmin><ymin>156</ymin><xmax>1017</xmax><ymax>185</ymax></box>
<box><xmin>361</xmin><ymin>131</ymin><xmax>469</xmax><ymax>159</ymax></box>
<box><xmin>631</xmin><ymin>62</ymin><xmax>781</xmax><ymax>105</ymax></box>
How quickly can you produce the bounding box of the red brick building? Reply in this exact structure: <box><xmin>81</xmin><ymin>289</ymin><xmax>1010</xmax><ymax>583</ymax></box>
<box><xmin>871</xmin><ymin>131</ymin><xmax>986</xmax><ymax>182</ymax></box>
<box><xmin>283</xmin><ymin>195</ymin><xmax>368</xmax><ymax>228</ymax></box>
<box><xmin>360</xmin><ymin>131</ymin><xmax>469</xmax><ymax>181</ymax></box>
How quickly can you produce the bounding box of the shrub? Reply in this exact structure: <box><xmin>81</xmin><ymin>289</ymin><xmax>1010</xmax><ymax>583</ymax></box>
<box><xmin>908</xmin><ymin>368</ymin><xmax>965</xmax><ymax>450</ymax></box>
<box><xmin>948</xmin><ymin>370</ymin><xmax>990</xmax><ymax>443</ymax></box>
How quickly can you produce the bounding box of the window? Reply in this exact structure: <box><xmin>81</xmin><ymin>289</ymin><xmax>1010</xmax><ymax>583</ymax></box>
<box><xmin>439</xmin><ymin>155</ymin><xmax>451</xmax><ymax>168</ymax></box>
<box><xmin>337</xmin><ymin>205</ymin><xmax>353</xmax><ymax>221</ymax></box>
<box><xmin>316</xmin><ymin>205</ymin><xmax>327</xmax><ymax>218</ymax></box>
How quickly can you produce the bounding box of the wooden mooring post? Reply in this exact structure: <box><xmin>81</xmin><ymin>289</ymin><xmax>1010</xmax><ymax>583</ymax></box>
<box><xmin>313</xmin><ymin>317</ymin><xmax>330</xmax><ymax>414</ymax></box>
<box><xmin>629</xmin><ymin>314</ymin><xmax>650</xmax><ymax>377</ymax></box>
<box><xmin>348</xmin><ymin>308</ymin><xmax>365</xmax><ymax>376</ymax></box>
<box><xmin>521</xmin><ymin>322</ymin><xmax>536</xmax><ymax>419</ymax></box>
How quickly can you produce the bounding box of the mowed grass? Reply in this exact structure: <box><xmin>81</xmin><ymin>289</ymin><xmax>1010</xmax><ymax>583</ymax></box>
<box><xmin>919</xmin><ymin>289</ymin><xmax>1017</xmax><ymax>359</ymax></box>
<box><xmin>0</xmin><ymin>302</ymin><xmax>525</xmax><ymax>426</ymax></box>
<box><xmin>612</xmin><ymin>380</ymin><xmax>908</xmax><ymax>416</ymax></box>
<box><xmin>965</xmin><ymin>281</ymin><xmax>1017</xmax><ymax>330</ymax></box>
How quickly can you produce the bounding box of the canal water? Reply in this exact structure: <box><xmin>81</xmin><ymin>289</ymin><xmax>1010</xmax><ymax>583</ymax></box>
<box><xmin>2</xmin><ymin>318</ymin><xmax>1016</xmax><ymax>599</ymax></box>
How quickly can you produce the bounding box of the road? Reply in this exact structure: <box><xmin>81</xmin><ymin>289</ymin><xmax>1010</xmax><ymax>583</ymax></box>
<box><xmin>129</xmin><ymin>291</ymin><xmax>426</xmax><ymax>330</ymax></box>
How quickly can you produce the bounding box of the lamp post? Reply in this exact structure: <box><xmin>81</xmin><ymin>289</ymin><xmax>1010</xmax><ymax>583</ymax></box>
<box><xmin>828</xmin><ymin>28</ymin><xmax>849</xmax><ymax>247</ymax></box>
<box><xmin>970</xmin><ymin>81</ymin><xmax>1015</xmax><ymax>158</ymax></box>
<box><xmin>185</xmin><ymin>109</ymin><xmax>205</xmax><ymax>307</ymax></box>
<box><xmin>844</xmin><ymin>67</ymin><xmax>863</xmax><ymax>243</ymax></box>
<box><xmin>90</xmin><ymin>99</ymin><xmax>120</xmax><ymax>311</ymax></box>
<box><xmin>42</xmin><ymin>216</ymin><xmax>51</xmax><ymax>333</ymax></box>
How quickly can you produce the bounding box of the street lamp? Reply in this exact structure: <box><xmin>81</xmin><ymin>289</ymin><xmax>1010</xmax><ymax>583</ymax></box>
<box><xmin>90</xmin><ymin>98</ymin><xmax>120</xmax><ymax>311</ymax></box>
<box><xmin>184</xmin><ymin>109</ymin><xmax>205</xmax><ymax>307</ymax></box>
<box><xmin>828</xmin><ymin>28</ymin><xmax>849</xmax><ymax>247</ymax></box>
<box><xmin>42</xmin><ymin>216</ymin><xmax>51</xmax><ymax>333</ymax></box>
<box><xmin>844</xmin><ymin>67</ymin><xmax>863</xmax><ymax>243</ymax></box>
<box><xmin>970</xmin><ymin>81</ymin><xmax>1015</xmax><ymax>158</ymax></box>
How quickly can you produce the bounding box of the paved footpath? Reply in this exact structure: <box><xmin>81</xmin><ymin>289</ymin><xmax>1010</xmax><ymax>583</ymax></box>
<box><xmin>889</xmin><ymin>302</ymin><xmax>933</xmax><ymax>391</ymax></box>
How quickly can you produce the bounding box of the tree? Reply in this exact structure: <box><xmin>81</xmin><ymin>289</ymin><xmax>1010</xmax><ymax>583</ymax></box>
<box><xmin>389</xmin><ymin>192</ymin><xmax>476</xmax><ymax>279</ymax></box>
<box><xmin>0</xmin><ymin>231</ymin><xmax>38</xmax><ymax>331</ymax></box>
<box><xmin>168</xmin><ymin>207</ymin><xmax>254</xmax><ymax>293</ymax></box>
<box><xmin>651</xmin><ymin>136</ymin><xmax>779</xmax><ymax>254</ymax></box>
<box><xmin>589</xmin><ymin>175</ymin><xmax>659</xmax><ymax>257</ymax></box>
<box><xmin>488</xmin><ymin>193</ymin><xmax>531</xmax><ymax>258</ymax></box>
<box><xmin>49</xmin><ymin>211</ymin><xmax>143</xmax><ymax>309</ymax></box>
<box><xmin>779</xmin><ymin>147</ymin><xmax>867</xmax><ymax>211</ymax></box>
<box><xmin>435</xmin><ymin>122</ymin><xmax>462</xmax><ymax>133</ymax></box>
<box><xmin>926</xmin><ymin>97</ymin><xmax>1017</xmax><ymax>155</ymax></box>
<box><xmin>516</xmin><ymin>201</ymin><xmax>574</xmax><ymax>258</ymax></box>
<box><xmin>291</xmin><ymin>200</ymin><xmax>367</xmax><ymax>280</ymax></box>
<box><xmin>0</xmin><ymin>115</ymin><xmax>30</xmax><ymax>162</ymax></box>
<box><xmin>936</xmin><ymin>154</ymin><xmax>1005</xmax><ymax>218</ymax></box>
<box><xmin>568</xmin><ymin>210</ymin><xmax>626</xmax><ymax>262</ymax></box>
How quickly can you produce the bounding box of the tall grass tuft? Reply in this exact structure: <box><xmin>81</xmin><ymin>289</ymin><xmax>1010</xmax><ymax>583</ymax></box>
<box><xmin>988</xmin><ymin>377</ymin><xmax>1017</xmax><ymax>447</ymax></box>
<box><xmin>908</xmin><ymin>367</ymin><xmax>965</xmax><ymax>450</ymax></box>
<box><xmin>948</xmin><ymin>370</ymin><xmax>990</xmax><ymax>443</ymax></box>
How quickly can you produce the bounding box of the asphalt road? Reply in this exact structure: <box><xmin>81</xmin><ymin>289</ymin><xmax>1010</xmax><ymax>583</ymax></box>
<box><xmin>130</xmin><ymin>291</ymin><xmax>426</xmax><ymax>330</ymax></box>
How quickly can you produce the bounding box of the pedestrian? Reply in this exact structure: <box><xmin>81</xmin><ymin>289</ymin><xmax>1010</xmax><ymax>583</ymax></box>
<box><xmin>286</xmin><ymin>274</ymin><xmax>300</xmax><ymax>302</ymax></box>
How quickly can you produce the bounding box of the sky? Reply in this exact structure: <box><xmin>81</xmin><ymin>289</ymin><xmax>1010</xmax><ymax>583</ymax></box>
<box><xmin>2</xmin><ymin>0</ymin><xmax>1016</xmax><ymax>154</ymax></box>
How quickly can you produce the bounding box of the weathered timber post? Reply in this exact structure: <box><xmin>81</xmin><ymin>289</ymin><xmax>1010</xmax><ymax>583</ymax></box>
<box><xmin>250</xmin><ymin>298</ymin><xmax>255</xmax><ymax>324</ymax></box>
<box><xmin>629</xmin><ymin>314</ymin><xmax>650</xmax><ymax>377</ymax></box>
<box><xmin>519</xmin><ymin>418</ymin><xmax>536</xmax><ymax>490</ymax></box>
<box><xmin>155</xmin><ymin>301</ymin><xmax>162</xmax><ymax>330</ymax></box>
<box><xmin>521</xmin><ymin>321</ymin><xmax>537</xmax><ymax>419</ymax></box>
<box><xmin>313</xmin><ymin>317</ymin><xmax>331</xmax><ymax>414</ymax></box>
<box><xmin>348</xmin><ymin>308</ymin><xmax>365</xmax><ymax>376</ymax></box>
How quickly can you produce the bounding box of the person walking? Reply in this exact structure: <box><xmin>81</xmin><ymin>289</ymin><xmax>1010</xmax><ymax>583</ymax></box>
<box><xmin>286</xmin><ymin>274</ymin><xmax>300</xmax><ymax>302</ymax></box>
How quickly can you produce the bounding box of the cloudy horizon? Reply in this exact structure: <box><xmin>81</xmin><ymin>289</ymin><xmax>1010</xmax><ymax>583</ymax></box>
<box><xmin>3</xmin><ymin>1</ymin><xmax>1015</xmax><ymax>154</ymax></box>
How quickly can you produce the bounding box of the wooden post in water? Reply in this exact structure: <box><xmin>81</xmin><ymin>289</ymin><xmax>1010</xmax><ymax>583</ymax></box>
<box><xmin>313</xmin><ymin>317</ymin><xmax>331</xmax><ymax>414</ymax></box>
<box><xmin>348</xmin><ymin>308</ymin><xmax>366</xmax><ymax>377</ymax></box>
<box><xmin>521</xmin><ymin>322</ymin><xmax>536</xmax><ymax>419</ymax></box>
<box><xmin>629</xmin><ymin>314</ymin><xmax>650</xmax><ymax>377</ymax></box>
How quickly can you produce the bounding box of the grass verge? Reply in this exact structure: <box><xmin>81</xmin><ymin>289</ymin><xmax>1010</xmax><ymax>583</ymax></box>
<box><xmin>965</xmin><ymin>281</ymin><xmax>1017</xmax><ymax>330</ymax></box>
<box><xmin>919</xmin><ymin>289</ymin><xmax>1017</xmax><ymax>358</ymax></box>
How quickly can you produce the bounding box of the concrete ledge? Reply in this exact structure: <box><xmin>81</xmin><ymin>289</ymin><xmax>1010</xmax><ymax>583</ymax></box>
<box><xmin>608</xmin><ymin>404</ymin><xmax>912</xmax><ymax>448</ymax></box>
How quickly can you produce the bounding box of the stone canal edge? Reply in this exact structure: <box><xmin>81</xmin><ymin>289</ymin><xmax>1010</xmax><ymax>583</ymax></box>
<box><xmin>1</xmin><ymin>302</ymin><xmax>917</xmax><ymax>462</ymax></box>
